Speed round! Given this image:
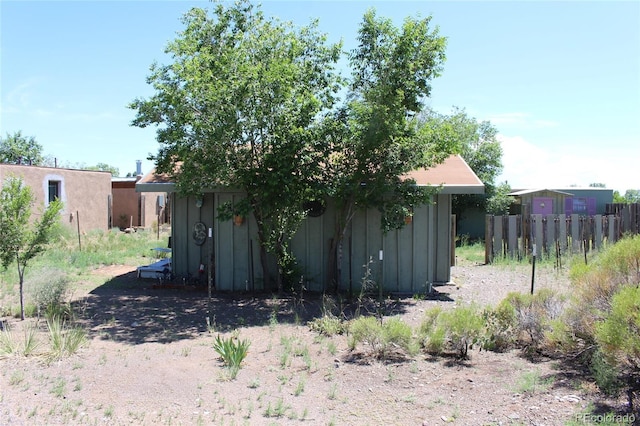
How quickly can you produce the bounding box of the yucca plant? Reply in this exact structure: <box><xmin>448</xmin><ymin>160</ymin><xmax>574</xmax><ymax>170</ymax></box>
<box><xmin>0</xmin><ymin>325</ymin><xmax>18</xmax><ymax>357</ymax></box>
<box><xmin>213</xmin><ymin>334</ymin><xmax>250</xmax><ymax>379</ymax></box>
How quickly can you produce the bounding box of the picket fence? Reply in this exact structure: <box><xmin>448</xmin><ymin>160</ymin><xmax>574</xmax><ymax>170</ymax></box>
<box><xmin>484</xmin><ymin>204</ymin><xmax>640</xmax><ymax>263</ymax></box>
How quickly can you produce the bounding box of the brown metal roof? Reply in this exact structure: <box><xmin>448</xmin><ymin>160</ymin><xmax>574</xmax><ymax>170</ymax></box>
<box><xmin>137</xmin><ymin>154</ymin><xmax>484</xmax><ymax>195</ymax></box>
<box><xmin>405</xmin><ymin>154</ymin><xmax>484</xmax><ymax>194</ymax></box>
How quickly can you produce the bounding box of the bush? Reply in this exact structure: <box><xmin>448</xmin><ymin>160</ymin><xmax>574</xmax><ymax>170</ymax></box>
<box><xmin>308</xmin><ymin>295</ymin><xmax>347</xmax><ymax>336</ymax></box>
<box><xmin>482</xmin><ymin>299</ymin><xmax>517</xmax><ymax>352</ymax></box>
<box><xmin>568</xmin><ymin>235</ymin><xmax>640</xmax><ymax>339</ymax></box>
<box><xmin>594</xmin><ymin>285</ymin><xmax>640</xmax><ymax>410</ymax></box>
<box><xmin>553</xmin><ymin>236</ymin><xmax>640</xmax><ymax>410</ymax></box>
<box><xmin>348</xmin><ymin>316</ymin><xmax>416</xmax><ymax>359</ymax></box>
<box><xmin>419</xmin><ymin>304</ymin><xmax>484</xmax><ymax>359</ymax></box>
<box><xmin>503</xmin><ymin>289</ymin><xmax>565</xmax><ymax>351</ymax></box>
<box><xmin>589</xmin><ymin>348</ymin><xmax>623</xmax><ymax>397</ymax></box>
<box><xmin>308</xmin><ymin>315</ymin><xmax>346</xmax><ymax>336</ymax></box>
<box><xmin>26</xmin><ymin>268</ymin><xmax>70</xmax><ymax>318</ymax></box>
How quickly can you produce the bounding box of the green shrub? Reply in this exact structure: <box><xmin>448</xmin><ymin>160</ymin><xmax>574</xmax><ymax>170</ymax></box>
<box><xmin>503</xmin><ymin>289</ymin><xmax>565</xmax><ymax>351</ymax></box>
<box><xmin>213</xmin><ymin>334</ymin><xmax>250</xmax><ymax>379</ymax></box>
<box><xmin>594</xmin><ymin>285</ymin><xmax>640</xmax><ymax>408</ymax></box>
<box><xmin>568</xmin><ymin>235</ymin><xmax>640</xmax><ymax>339</ymax></box>
<box><xmin>308</xmin><ymin>315</ymin><xmax>346</xmax><ymax>336</ymax></box>
<box><xmin>554</xmin><ymin>236</ymin><xmax>640</xmax><ymax>409</ymax></box>
<box><xmin>27</xmin><ymin>268</ymin><xmax>70</xmax><ymax>318</ymax></box>
<box><xmin>589</xmin><ymin>348</ymin><xmax>623</xmax><ymax>397</ymax></box>
<box><xmin>419</xmin><ymin>304</ymin><xmax>484</xmax><ymax>359</ymax></box>
<box><xmin>551</xmin><ymin>240</ymin><xmax>635</xmax><ymax>345</ymax></box>
<box><xmin>481</xmin><ymin>299</ymin><xmax>517</xmax><ymax>352</ymax></box>
<box><xmin>348</xmin><ymin>316</ymin><xmax>416</xmax><ymax>359</ymax></box>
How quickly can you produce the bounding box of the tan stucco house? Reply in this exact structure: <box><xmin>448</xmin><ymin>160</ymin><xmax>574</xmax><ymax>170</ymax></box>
<box><xmin>112</xmin><ymin>176</ymin><xmax>169</xmax><ymax>230</ymax></box>
<box><xmin>0</xmin><ymin>163</ymin><xmax>112</xmax><ymax>233</ymax></box>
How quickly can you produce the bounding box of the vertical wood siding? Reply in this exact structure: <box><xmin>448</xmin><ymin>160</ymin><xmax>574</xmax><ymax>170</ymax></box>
<box><xmin>171</xmin><ymin>192</ymin><xmax>454</xmax><ymax>292</ymax></box>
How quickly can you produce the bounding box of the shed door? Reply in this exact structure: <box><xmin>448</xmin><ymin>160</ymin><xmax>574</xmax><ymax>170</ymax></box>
<box><xmin>532</xmin><ymin>197</ymin><xmax>553</xmax><ymax>215</ymax></box>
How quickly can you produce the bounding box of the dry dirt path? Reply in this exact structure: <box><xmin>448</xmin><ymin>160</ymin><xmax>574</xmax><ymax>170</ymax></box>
<box><xmin>0</xmin><ymin>262</ymin><xmax>627</xmax><ymax>425</ymax></box>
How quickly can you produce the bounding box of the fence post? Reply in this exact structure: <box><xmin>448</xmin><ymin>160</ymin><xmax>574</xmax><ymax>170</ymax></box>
<box><xmin>485</xmin><ymin>215</ymin><xmax>493</xmax><ymax>264</ymax></box>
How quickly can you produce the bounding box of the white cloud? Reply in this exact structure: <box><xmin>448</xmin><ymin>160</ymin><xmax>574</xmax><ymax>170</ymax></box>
<box><xmin>1</xmin><ymin>81</ymin><xmax>36</xmax><ymax>114</ymax></box>
<box><xmin>497</xmin><ymin>134</ymin><xmax>638</xmax><ymax>193</ymax></box>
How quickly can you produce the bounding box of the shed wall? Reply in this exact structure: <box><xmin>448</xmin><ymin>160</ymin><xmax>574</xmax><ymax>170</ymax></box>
<box><xmin>169</xmin><ymin>191</ymin><xmax>453</xmax><ymax>293</ymax></box>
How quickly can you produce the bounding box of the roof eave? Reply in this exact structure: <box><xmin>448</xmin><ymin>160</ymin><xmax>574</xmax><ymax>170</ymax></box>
<box><xmin>136</xmin><ymin>182</ymin><xmax>176</xmax><ymax>193</ymax></box>
<box><xmin>417</xmin><ymin>183</ymin><xmax>485</xmax><ymax>195</ymax></box>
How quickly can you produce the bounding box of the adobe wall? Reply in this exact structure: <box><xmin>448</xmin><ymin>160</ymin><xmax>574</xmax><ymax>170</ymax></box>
<box><xmin>0</xmin><ymin>164</ymin><xmax>111</xmax><ymax>232</ymax></box>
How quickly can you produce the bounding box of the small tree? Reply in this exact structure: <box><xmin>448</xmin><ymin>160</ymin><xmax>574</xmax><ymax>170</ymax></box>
<box><xmin>324</xmin><ymin>9</ymin><xmax>452</xmax><ymax>292</ymax></box>
<box><xmin>130</xmin><ymin>2</ymin><xmax>342</xmax><ymax>291</ymax></box>
<box><xmin>0</xmin><ymin>177</ymin><xmax>63</xmax><ymax>320</ymax></box>
<box><xmin>486</xmin><ymin>181</ymin><xmax>513</xmax><ymax>215</ymax></box>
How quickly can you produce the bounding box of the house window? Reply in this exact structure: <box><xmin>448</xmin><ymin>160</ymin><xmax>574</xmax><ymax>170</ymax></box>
<box><xmin>572</xmin><ymin>198</ymin><xmax>588</xmax><ymax>214</ymax></box>
<box><xmin>48</xmin><ymin>180</ymin><xmax>61</xmax><ymax>203</ymax></box>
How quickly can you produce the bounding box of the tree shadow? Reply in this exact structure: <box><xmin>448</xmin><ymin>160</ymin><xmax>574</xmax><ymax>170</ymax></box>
<box><xmin>72</xmin><ymin>271</ymin><xmax>422</xmax><ymax>346</ymax></box>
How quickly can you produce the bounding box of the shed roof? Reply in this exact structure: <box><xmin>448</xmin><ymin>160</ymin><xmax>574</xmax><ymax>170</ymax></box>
<box><xmin>137</xmin><ymin>154</ymin><xmax>484</xmax><ymax>195</ymax></box>
<box><xmin>509</xmin><ymin>188</ymin><xmax>574</xmax><ymax>197</ymax></box>
<box><xmin>405</xmin><ymin>154</ymin><xmax>484</xmax><ymax>194</ymax></box>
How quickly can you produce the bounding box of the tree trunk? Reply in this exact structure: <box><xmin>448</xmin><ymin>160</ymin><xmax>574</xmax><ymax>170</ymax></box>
<box><xmin>18</xmin><ymin>260</ymin><xmax>25</xmax><ymax>321</ymax></box>
<box><xmin>327</xmin><ymin>199</ymin><xmax>355</xmax><ymax>294</ymax></box>
<box><xmin>252</xmin><ymin>207</ymin><xmax>272</xmax><ymax>292</ymax></box>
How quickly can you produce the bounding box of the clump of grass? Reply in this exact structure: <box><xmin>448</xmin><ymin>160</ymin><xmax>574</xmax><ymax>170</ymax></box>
<box><xmin>514</xmin><ymin>369</ymin><xmax>554</xmax><ymax>394</ymax></box>
<box><xmin>263</xmin><ymin>398</ymin><xmax>290</xmax><ymax>418</ymax></box>
<box><xmin>213</xmin><ymin>334</ymin><xmax>250</xmax><ymax>379</ymax></box>
<box><xmin>0</xmin><ymin>326</ymin><xmax>19</xmax><ymax>356</ymax></box>
<box><xmin>0</xmin><ymin>322</ymin><xmax>41</xmax><ymax>357</ymax></box>
<box><xmin>46</xmin><ymin>316</ymin><xmax>86</xmax><ymax>362</ymax></box>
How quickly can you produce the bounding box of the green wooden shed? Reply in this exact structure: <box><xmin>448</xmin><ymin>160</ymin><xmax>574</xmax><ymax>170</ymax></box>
<box><xmin>136</xmin><ymin>155</ymin><xmax>483</xmax><ymax>294</ymax></box>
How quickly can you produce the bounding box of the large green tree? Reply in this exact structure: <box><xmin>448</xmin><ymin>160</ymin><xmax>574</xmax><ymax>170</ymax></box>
<box><xmin>0</xmin><ymin>177</ymin><xmax>63</xmax><ymax>320</ymax></box>
<box><xmin>323</xmin><ymin>10</ymin><xmax>454</xmax><ymax>291</ymax></box>
<box><xmin>421</xmin><ymin>107</ymin><xmax>504</xmax><ymax>217</ymax></box>
<box><xmin>0</xmin><ymin>131</ymin><xmax>44</xmax><ymax>165</ymax></box>
<box><xmin>129</xmin><ymin>2</ymin><xmax>342</xmax><ymax>291</ymax></box>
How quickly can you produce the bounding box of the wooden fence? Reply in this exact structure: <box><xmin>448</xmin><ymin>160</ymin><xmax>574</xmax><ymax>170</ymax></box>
<box><xmin>485</xmin><ymin>204</ymin><xmax>640</xmax><ymax>263</ymax></box>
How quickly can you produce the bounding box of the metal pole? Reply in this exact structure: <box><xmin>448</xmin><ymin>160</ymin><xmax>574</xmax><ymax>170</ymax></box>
<box><xmin>207</xmin><ymin>227</ymin><xmax>213</xmax><ymax>327</ymax></box>
<box><xmin>531</xmin><ymin>243</ymin><xmax>536</xmax><ymax>295</ymax></box>
<box><xmin>76</xmin><ymin>210</ymin><xmax>81</xmax><ymax>251</ymax></box>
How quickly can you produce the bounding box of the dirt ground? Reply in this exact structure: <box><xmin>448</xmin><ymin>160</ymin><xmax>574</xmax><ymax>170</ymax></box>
<box><xmin>0</xmin><ymin>261</ymin><xmax>632</xmax><ymax>425</ymax></box>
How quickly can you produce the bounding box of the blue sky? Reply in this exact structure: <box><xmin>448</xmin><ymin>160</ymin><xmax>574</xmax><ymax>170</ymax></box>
<box><xmin>2</xmin><ymin>1</ymin><xmax>639</xmax><ymax>193</ymax></box>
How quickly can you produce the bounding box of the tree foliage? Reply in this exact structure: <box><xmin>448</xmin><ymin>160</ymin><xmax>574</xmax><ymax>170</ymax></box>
<box><xmin>0</xmin><ymin>131</ymin><xmax>44</xmax><ymax>166</ymax></box>
<box><xmin>84</xmin><ymin>163</ymin><xmax>120</xmax><ymax>176</ymax></box>
<box><xmin>129</xmin><ymin>2</ymin><xmax>342</xmax><ymax>291</ymax></box>
<box><xmin>0</xmin><ymin>177</ymin><xmax>63</xmax><ymax>320</ymax></box>
<box><xmin>422</xmin><ymin>108</ymin><xmax>503</xmax><ymax>213</ymax></box>
<box><xmin>323</xmin><ymin>9</ymin><xmax>452</xmax><ymax>290</ymax></box>
<box><xmin>131</xmin><ymin>3</ymin><xmax>469</xmax><ymax>292</ymax></box>
<box><xmin>612</xmin><ymin>189</ymin><xmax>640</xmax><ymax>204</ymax></box>
<box><xmin>486</xmin><ymin>181</ymin><xmax>513</xmax><ymax>215</ymax></box>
